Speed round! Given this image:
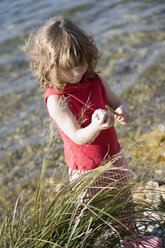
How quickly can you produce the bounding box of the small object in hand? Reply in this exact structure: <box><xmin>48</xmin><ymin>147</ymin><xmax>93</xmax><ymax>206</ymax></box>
<box><xmin>105</xmin><ymin>105</ymin><xmax>120</xmax><ymax>116</ymax></box>
<box><xmin>97</xmin><ymin>109</ymin><xmax>108</xmax><ymax>120</ymax></box>
<box><xmin>98</xmin><ymin>109</ymin><xmax>114</xmax><ymax>125</ymax></box>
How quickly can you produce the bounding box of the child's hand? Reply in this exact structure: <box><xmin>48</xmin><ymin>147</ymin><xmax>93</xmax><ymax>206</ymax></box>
<box><xmin>115</xmin><ymin>103</ymin><xmax>129</xmax><ymax>125</ymax></box>
<box><xmin>91</xmin><ymin>109</ymin><xmax>115</xmax><ymax>130</ymax></box>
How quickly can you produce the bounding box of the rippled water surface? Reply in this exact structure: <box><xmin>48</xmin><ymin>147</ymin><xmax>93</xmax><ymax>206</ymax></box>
<box><xmin>0</xmin><ymin>0</ymin><xmax>165</xmax><ymax>203</ymax></box>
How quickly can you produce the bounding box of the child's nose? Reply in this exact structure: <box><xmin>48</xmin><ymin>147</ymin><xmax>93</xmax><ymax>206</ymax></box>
<box><xmin>72</xmin><ymin>69</ymin><xmax>80</xmax><ymax>77</ymax></box>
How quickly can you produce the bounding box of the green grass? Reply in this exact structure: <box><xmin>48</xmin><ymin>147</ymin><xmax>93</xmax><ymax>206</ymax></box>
<box><xmin>0</xmin><ymin>155</ymin><xmax>164</xmax><ymax>248</ymax></box>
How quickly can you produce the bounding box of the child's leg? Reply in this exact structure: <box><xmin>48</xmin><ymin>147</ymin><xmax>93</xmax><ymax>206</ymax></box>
<box><xmin>69</xmin><ymin>168</ymin><xmax>89</xmax><ymax>203</ymax></box>
<box><xmin>69</xmin><ymin>153</ymin><xmax>135</xmax><ymax>229</ymax></box>
<box><xmin>101</xmin><ymin>154</ymin><xmax>136</xmax><ymax>231</ymax></box>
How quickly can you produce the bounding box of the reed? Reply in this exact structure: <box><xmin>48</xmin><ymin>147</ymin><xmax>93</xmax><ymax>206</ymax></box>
<box><xmin>0</xmin><ymin>155</ymin><xmax>164</xmax><ymax>248</ymax></box>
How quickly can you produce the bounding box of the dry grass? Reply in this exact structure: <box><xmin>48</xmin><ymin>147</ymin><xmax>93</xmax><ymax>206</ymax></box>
<box><xmin>0</xmin><ymin>155</ymin><xmax>164</xmax><ymax>248</ymax></box>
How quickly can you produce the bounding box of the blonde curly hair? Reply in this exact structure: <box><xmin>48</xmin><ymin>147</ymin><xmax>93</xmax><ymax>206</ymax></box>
<box><xmin>26</xmin><ymin>17</ymin><xmax>100</xmax><ymax>91</ymax></box>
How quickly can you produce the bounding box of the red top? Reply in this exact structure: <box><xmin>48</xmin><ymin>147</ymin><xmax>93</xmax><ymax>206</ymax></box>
<box><xmin>45</xmin><ymin>74</ymin><xmax>120</xmax><ymax>170</ymax></box>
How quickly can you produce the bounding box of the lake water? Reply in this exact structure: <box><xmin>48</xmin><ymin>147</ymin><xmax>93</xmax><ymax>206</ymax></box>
<box><xmin>0</xmin><ymin>0</ymin><xmax>165</xmax><ymax>204</ymax></box>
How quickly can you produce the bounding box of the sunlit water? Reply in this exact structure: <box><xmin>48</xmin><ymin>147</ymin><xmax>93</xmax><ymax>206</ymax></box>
<box><xmin>0</xmin><ymin>0</ymin><xmax>165</xmax><ymax>203</ymax></box>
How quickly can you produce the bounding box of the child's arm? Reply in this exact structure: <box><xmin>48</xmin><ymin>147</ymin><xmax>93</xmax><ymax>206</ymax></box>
<box><xmin>100</xmin><ymin>75</ymin><xmax>129</xmax><ymax>125</ymax></box>
<box><xmin>47</xmin><ymin>95</ymin><xmax>114</xmax><ymax>145</ymax></box>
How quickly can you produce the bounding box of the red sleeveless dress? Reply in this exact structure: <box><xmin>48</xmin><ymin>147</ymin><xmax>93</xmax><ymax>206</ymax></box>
<box><xmin>45</xmin><ymin>73</ymin><xmax>121</xmax><ymax>170</ymax></box>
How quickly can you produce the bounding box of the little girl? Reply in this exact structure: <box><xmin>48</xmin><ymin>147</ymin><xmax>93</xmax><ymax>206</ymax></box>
<box><xmin>27</xmin><ymin>17</ymin><xmax>162</xmax><ymax>248</ymax></box>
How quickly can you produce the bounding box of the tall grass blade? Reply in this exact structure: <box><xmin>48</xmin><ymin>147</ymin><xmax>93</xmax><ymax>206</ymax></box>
<box><xmin>33</xmin><ymin>157</ymin><xmax>47</xmax><ymax>227</ymax></box>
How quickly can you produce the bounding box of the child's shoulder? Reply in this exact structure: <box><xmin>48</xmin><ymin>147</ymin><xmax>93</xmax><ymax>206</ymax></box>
<box><xmin>87</xmin><ymin>72</ymin><xmax>102</xmax><ymax>83</ymax></box>
<box><xmin>90</xmin><ymin>73</ymin><xmax>105</xmax><ymax>87</ymax></box>
<box><xmin>44</xmin><ymin>87</ymin><xmax>61</xmax><ymax>104</ymax></box>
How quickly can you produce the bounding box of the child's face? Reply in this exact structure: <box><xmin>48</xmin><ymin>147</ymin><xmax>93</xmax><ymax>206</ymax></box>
<box><xmin>59</xmin><ymin>64</ymin><xmax>88</xmax><ymax>84</ymax></box>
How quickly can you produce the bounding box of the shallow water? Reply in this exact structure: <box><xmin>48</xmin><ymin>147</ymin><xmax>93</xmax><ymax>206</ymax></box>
<box><xmin>0</xmin><ymin>0</ymin><xmax>165</xmax><ymax>204</ymax></box>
